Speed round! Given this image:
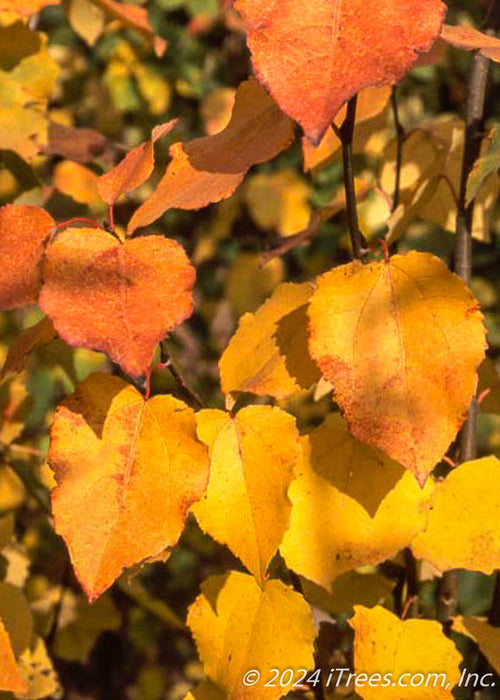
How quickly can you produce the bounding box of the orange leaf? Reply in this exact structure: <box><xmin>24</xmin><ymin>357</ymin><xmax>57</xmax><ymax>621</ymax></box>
<box><xmin>0</xmin><ymin>204</ymin><xmax>54</xmax><ymax>311</ymax></box>
<box><xmin>234</xmin><ymin>0</ymin><xmax>446</xmax><ymax>144</ymax></box>
<box><xmin>50</xmin><ymin>373</ymin><xmax>209</xmax><ymax>600</ymax></box>
<box><xmin>39</xmin><ymin>228</ymin><xmax>195</xmax><ymax>377</ymax></box>
<box><xmin>127</xmin><ymin>79</ymin><xmax>294</xmax><ymax>234</ymax></box>
<box><xmin>1</xmin><ymin>317</ymin><xmax>56</xmax><ymax>380</ymax></box>
<box><xmin>0</xmin><ymin>0</ymin><xmax>59</xmax><ymax>17</ymax></box>
<box><xmin>90</xmin><ymin>0</ymin><xmax>167</xmax><ymax>56</ymax></box>
<box><xmin>308</xmin><ymin>252</ymin><xmax>486</xmax><ymax>485</ymax></box>
<box><xmin>0</xmin><ymin>617</ymin><xmax>26</xmax><ymax>694</ymax></box>
<box><xmin>440</xmin><ymin>23</ymin><xmax>500</xmax><ymax>63</ymax></box>
<box><xmin>98</xmin><ymin>120</ymin><xmax>177</xmax><ymax>206</ymax></box>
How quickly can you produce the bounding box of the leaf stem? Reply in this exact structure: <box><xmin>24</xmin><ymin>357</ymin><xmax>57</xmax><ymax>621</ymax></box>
<box><xmin>160</xmin><ymin>340</ymin><xmax>206</xmax><ymax>409</ymax></box>
<box><xmin>338</xmin><ymin>96</ymin><xmax>365</xmax><ymax>259</ymax></box>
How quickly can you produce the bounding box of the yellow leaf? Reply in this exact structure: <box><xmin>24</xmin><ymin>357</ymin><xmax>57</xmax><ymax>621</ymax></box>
<box><xmin>132</xmin><ymin>62</ymin><xmax>171</xmax><ymax>116</ymax></box>
<box><xmin>0</xmin><ymin>616</ymin><xmax>26</xmax><ymax>694</ymax></box>
<box><xmin>0</xmin><ymin>582</ymin><xmax>33</xmax><ymax>657</ymax></box>
<box><xmin>187</xmin><ymin>571</ymin><xmax>316</xmax><ymax>700</ymax></box>
<box><xmin>412</xmin><ymin>456</ymin><xmax>500</xmax><ymax>574</ymax></box>
<box><xmin>308</xmin><ymin>251</ymin><xmax>486</xmax><ymax>485</ymax></box>
<box><xmin>0</xmin><ymin>465</ymin><xmax>25</xmax><ymax>510</ymax></box>
<box><xmin>452</xmin><ymin>616</ymin><xmax>500</xmax><ymax>675</ymax></box>
<box><xmin>226</xmin><ymin>252</ymin><xmax>284</xmax><ymax>315</ymax></box>
<box><xmin>381</xmin><ymin>117</ymin><xmax>499</xmax><ymax>242</ymax></box>
<box><xmin>0</xmin><ymin>374</ymin><xmax>31</xmax><ymax>445</ymax></box>
<box><xmin>0</xmin><ymin>31</ymin><xmax>58</xmax><ymax>161</ymax></box>
<box><xmin>350</xmin><ymin>605</ymin><xmax>462</xmax><ymax>699</ymax></box>
<box><xmin>200</xmin><ymin>87</ymin><xmax>236</xmax><ymax>135</ymax></box>
<box><xmin>183</xmin><ymin>680</ymin><xmax>226</xmax><ymax>700</ymax></box>
<box><xmin>220</xmin><ymin>281</ymin><xmax>320</xmax><ymax>399</ymax></box>
<box><xmin>67</xmin><ymin>0</ymin><xmax>105</xmax><ymax>46</ymax></box>
<box><xmin>244</xmin><ymin>169</ymin><xmax>311</xmax><ymax>237</ymax></box>
<box><xmin>193</xmin><ymin>406</ymin><xmax>301</xmax><ymax>584</ymax></box>
<box><xmin>300</xmin><ymin>571</ymin><xmax>394</xmax><ymax>616</ymax></box>
<box><xmin>1</xmin><ymin>317</ymin><xmax>57</xmax><ymax>380</ymax></box>
<box><xmin>18</xmin><ymin>636</ymin><xmax>61</xmax><ymax>699</ymax></box>
<box><xmin>53</xmin><ymin>161</ymin><xmax>103</xmax><ymax>208</ymax></box>
<box><xmin>281</xmin><ymin>415</ymin><xmax>433</xmax><ymax>587</ymax></box>
<box><xmin>49</xmin><ymin>373</ymin><xmax>209</xmax><ymax>600</ymax></box>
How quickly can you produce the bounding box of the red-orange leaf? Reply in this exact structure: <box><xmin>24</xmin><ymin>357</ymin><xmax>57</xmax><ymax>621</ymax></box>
<box><xmin>39</xmin><ymin>228</ymin><xmax>195</xmax><ymax>377</ymax></box>
<box><xmin>127</xmin><ymin>79</ymin><xmax>294</xmax><ymax>234</ymax></box>
<box><xmin>0</xmin><ymin>205</ymin><xmax>54</xmax><ymax>311</ymax></box>
<box><xmin>50</xmin><ymin>373</ymin><xmax>209</xmax><ymax>600</ymax></box>
<box><xmin>234</xmin><ymin>0</ymin><xmax>446</xmax><ymax>144</ymax></box>
<box><xmin>98</xmin><ymin>120</ymin><xmax>177</xmax><ymax>206</ymax></box>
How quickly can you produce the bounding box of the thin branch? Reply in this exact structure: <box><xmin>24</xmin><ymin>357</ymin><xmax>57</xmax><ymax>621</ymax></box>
<box><xmin>402</xmin><ymin>548</ymin><xmax>419</xmax><ymax>618</ymax></box>
<box><xmin>338</xmin><ymin>96</ymin><xmax>366</xmax><ymax>259</ymax></box>
<box><xmin>160</xmin><ymin>340</ymin><xmax>206</xmax><ymax>409</ymax></box>
<box><xmin>439</xmin><ymin>0</ymin><xmax>500</xmax><ymax>624</ymax></box>
<box><xmin>391</xmin><ymin>86</ymin><xmax>405</xmax><ymax>212</ymax></box>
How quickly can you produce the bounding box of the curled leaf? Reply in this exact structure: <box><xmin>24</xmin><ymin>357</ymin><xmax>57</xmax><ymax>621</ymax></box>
<box><xmin>127</xmin><ymin>79</ymin><xmax>294</xmax><ymax>234</ymax></box>
<box><xmin>98</xmin><ymin>120</ymin><xmax>177</xmax><ymax>206</ymax></box>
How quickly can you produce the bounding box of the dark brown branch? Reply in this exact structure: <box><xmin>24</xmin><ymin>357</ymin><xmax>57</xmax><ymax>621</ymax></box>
<box><xmin>160</xmin><ymin>339</ymin><xmax>206</xmax><ymax>409</ymax></box>
<box><xmin>391</xmin><ymin>86</ymin><xmax>405</xmax><ymax>212</ymax></box>
<box><xmin>439</xmin><ymin>0</ymin><xmax>500</xmax><ymax>624</ymax></box>
<box><xmin>338</xmin><ymin>96</ymin><xmax>365</xmax><ymax>259</ymax></box>
<box><xmin>402</xmin><ymin>548</ymin><xmax>419</xmax><ymax>618</ymax></box>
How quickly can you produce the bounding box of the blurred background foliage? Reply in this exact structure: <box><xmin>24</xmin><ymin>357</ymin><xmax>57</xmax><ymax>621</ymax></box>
<box><xmin>1</xmin><ymin>0</ymin><xmax>500</xmax><ymax>697</ymax></box>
